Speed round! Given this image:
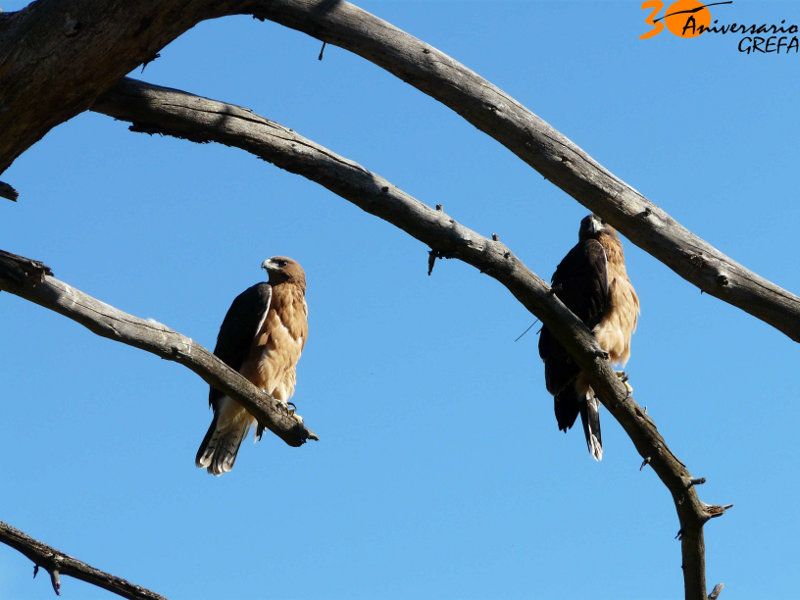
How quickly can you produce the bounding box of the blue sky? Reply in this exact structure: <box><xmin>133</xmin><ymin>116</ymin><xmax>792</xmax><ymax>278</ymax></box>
<box><xmin>2</xmin><ymin>1</ymin><xmax>799</xmax><ymax>599</ymax></box>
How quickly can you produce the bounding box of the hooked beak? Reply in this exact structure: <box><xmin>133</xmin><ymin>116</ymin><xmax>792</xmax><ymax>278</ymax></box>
<box><xmin>586</xmin><ymin>215</ymin><xmax>603</xmax><ymax>235</ymax></box>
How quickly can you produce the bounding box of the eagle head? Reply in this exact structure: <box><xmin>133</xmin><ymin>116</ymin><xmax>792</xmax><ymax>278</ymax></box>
<box><xmin>261</xmin><ymin>256</ymin><xmax>306</xmax><ymax>288</ymax></box>
<box><xmin>579</xmin><ymin>214</ymin><xmax>618</xmax><ymax>241</ymax></box>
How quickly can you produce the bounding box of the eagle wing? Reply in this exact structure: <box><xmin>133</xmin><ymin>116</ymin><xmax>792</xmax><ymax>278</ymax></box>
<box><xmin>208</xmin><ymin>282</ymin><xmax>272</xmax><ymax>411</ymax></box>
<box><xmin>550</xmin><ymin>238</ymin><xmax>608</xmax><ymax>328</ymax></box>
<box><xmin>538</xmin><ymin>238</ymin><xmax>609</xmax><ymax>433</ymax></box>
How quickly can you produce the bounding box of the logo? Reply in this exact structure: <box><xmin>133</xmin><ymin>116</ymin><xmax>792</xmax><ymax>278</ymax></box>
<box><xmin>640</xmin><ymin>1</ymin><xmax>799</xmax><ymax>54</ymax></box>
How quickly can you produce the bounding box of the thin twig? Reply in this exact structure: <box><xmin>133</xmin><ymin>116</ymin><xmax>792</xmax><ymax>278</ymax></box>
<box><xmin>514</xmin><ymin>321</ymin><xmax>539</xmax><ymax>343</ymax></box>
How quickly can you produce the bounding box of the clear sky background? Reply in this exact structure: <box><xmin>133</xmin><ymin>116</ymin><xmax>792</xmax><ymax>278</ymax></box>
<box><xmin>2</xmin><ymin>1</ymin><xmax>799</xmax><ymax>599</ymax></box>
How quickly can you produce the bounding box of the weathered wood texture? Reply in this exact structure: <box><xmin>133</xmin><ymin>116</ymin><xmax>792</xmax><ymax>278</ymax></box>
<box><xmin>0</xmin><ymin>520</ymin><xmax>168</xmax><ymax>600</ymax></box>
<box><xmin>0</xmin><ymin>251</ymin><xmax>316</xmax><ymax>447</ymax></box>
<box><xmin>0</xmin><ymin>0</ymin><xmax>242</xmax><ymax>174</ymax></box>
<box><xmin>2</xmin><ymin>1</ymin><xmax>797</xmax><ymax>344</ymax></box>
<box><xmin>0</xmin><ymin>2</ymin><xmax>755</xmax><ymax>597</ymax></box>
<box><xmin>93</xmin><ymin>77</ymin><xmax>729</xmax><ymax>600</ymax></box>
<box><xmin>242</xmin><ymin>0</ymin><xmax>800</xmax><ymax>343</ymax></box>
<box><xmin>0</xmin><ymin>249</ymin><xmax>52</xmax><ymax>282</ymax></box>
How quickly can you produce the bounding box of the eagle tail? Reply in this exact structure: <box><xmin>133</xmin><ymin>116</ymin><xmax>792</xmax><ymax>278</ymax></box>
<box><xmin>195</xmin><ymin>413</ymin><xmax>251</xmax><ymax>476</ymax></box>
<box><xmin>579</xmin><ymin>394</ymin><xmax>603</xmax><ymax>461</ymax></box>
<box><xmin>554</xmin><ymin>388</ymin><xmax>581</xmax><ymax>433</ymax></box>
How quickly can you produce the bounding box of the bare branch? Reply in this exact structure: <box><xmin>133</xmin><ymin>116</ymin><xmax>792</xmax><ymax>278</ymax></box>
<box><xmin>0</xmin><ymin>2</ymin><xmax>746</xmax><ymax>595</ymax></box>
<box><xmin>92</xmin><ymin>78</ymin><xmax>727</xmax><ymax>599</ymax></box>
<box><xmin>708</xmin><ymin>583</ymin><xmax>725</xmax><ymax>600</ymax></box>
<box><xmin>0</xmin><ymin>249</ymin><xmax>52</xmax><ymax>283</ymax></box>
<box><xmin>2</xmin><ymin>1</ymin><xmax>796</xmax><ymax>340</ymax></box>
<box><xmin>0</xmin><ymin>520</ymin><xmax>168</xmax><ymax>600</ymax></box>
<box><xmin>0</xmin><ymin>250</ymin><xmax>317</xmax><ymax>448</ymax></box>
<box><xmin>242</xmin><ymin>0</ymin><xmax>800</xmax><ymax>342</ymax></box>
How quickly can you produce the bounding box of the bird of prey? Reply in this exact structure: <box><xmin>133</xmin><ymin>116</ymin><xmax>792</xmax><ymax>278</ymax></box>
<box><xmin>538</xmin><ymin>215</ymin><xmax>639</xmax><ymax>460</ymax></box>
<box><xmin>196</xmin><ymin>256</ymin><xmax>308</xmax><ymax>475</ymax></box>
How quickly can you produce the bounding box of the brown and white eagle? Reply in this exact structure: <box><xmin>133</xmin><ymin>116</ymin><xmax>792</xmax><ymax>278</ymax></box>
<box><xmin>538</xmin><ymin>215</ymin><xmax>639</xmax><ymax>460</ymax></box>
<box><xmin>196</xmin><ymin>256</ymin><xmax>308</xmax><ymax>475</ymax></box>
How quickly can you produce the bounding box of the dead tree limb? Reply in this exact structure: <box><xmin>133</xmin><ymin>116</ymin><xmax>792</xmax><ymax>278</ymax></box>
<box><xmin>1</xmin><ymin>0</ymin><xmax>797</xmax><ymax>341</ymax></box>
<box><xmin>0</xmin><ymin>520</ymin><xmax>168</xmax><ymax>600</ymax></box>
<box><xmin>0</xmin><ymin>249</ymin><xmax>53</xmax><ymax>282</ymax></box>
<box><xmin>0</xmin><ymin>250</ymin><xmax>317</xmax><ymax>448</ymax></box>
<box><xmin>242</xmin><ymin>0</ymin><xmax>800</xmax><ymax>342</ymax></box>
<box><xmin>0</xmin><ymin>2</ymin><xmax>757</xmax><ymax>596</ymax></box>
<box><xmin>92</xmin><ymin>77</ymin><xmax>729</xmax><ymax>600</ymax></box>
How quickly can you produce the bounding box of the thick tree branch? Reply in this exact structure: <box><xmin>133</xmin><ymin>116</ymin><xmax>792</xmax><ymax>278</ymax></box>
<box><xmin>0</xmin><ymin>250</ymin><xmax>317</xmax><ymax>448</ymax></box>
<box><xmin>0</xmin><ymin>0</ymin><xmax>243</xmax><ymax>175</ymax></box>
<box><xmin>0</xmin><ymin>2</ymin><xmax>751</xmax><ymax>596</ymax></box>
<box><xmin>0</xmin><ymin>249</ymin><xmax>53</xmax><ymax>282</ymax></box>
<box><xmin>2</xmin><ymin>1</ymin><xmax>797</xmax><ymax>340</ymax></box>
<box><xmin>92</xmin><ymin>78</ymin><xmax>728</xmax><ymax>599</ymax></box>
<box><xmin>0</xmin><ymin>520</ymin><xmax>168</xmax><ymax>600</ymax></box>
<box><xmin>241</xmin><ymin>0</ymin><xmax>800</xmax><ymax>342</ymax></box>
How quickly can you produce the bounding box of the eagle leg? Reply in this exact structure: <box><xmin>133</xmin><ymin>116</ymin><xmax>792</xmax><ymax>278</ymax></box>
<box><xmin>616</xmin><ymin>371</ymin><xmax>634</xmax><ymax>395</ymax></box>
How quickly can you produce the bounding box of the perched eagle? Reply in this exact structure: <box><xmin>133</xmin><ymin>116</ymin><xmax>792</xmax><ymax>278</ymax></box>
<box><xmin>538</xmin><ymin>215</ymin><xmax>639</xmax><ymax>460</ymax></box>
<box><xmin>196</xmin><ymin>256</ymin><xmax>308</xmax><ymax>475</ymax></box>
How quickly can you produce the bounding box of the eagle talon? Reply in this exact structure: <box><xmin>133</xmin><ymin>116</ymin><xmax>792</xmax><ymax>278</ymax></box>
<box><xmin>616</xmin><ymin>371</ymin><xmax>634</xmax><ymax>395</ymax></box>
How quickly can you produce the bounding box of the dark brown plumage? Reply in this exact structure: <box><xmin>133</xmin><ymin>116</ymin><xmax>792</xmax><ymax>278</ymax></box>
<box><xmin>538</xmin><ymin>215</ymin><xmax>639</xmax><ymax>460</ymax></box>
